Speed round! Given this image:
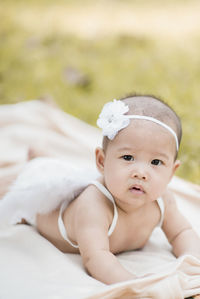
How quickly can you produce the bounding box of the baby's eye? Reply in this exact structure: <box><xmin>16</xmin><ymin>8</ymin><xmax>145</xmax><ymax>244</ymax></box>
<box><xmin>122</xmin><ymin>155</ymin><xmax>134</xmax><ymax>161</ymax></box>
<box><xmin>151</xmin><ymin>159</ymin><xmax>163</xmax><ymax>166</ymax></box>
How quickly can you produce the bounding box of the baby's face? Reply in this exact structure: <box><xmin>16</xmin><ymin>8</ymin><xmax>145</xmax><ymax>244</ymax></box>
<box><xmin>97</xmin><ymin>120</ymin><xmax>180</xmax><ymax>210</ymax></box>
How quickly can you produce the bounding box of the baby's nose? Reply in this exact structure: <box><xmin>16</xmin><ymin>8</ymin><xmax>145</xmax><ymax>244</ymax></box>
<box><xmin>133</xmin><ymin>173</ymin><xmax>147</xmax><ymax>180</ymax></box>
<box><xmin>131</xmin><ymin>166</ymin><xmax>148</xmax><ymax>180</ymax></box>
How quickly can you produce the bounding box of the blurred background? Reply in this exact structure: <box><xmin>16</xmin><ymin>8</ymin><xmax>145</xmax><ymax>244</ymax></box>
<box><xmin>0</xmin><ymin>0</ymin><xmax>199</xmax><ymax>184</ymax></box>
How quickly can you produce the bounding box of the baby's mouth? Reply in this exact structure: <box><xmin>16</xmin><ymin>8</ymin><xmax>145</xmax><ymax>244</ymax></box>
<box><xmin>130</xmin><ymin>185</ymin><xmax>145</xmax><ymax>194</ymax></box>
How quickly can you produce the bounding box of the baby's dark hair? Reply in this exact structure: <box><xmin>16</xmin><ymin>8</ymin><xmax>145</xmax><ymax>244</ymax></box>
<box><xmin>102</xmin><ymin>94</ymin><xmax>182</xmax><ymax>159</ymax></box>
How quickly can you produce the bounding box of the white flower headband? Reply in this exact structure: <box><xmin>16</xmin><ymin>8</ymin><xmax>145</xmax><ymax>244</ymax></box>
<box><xmin>97</xmin><ymin>99</ymin><xmax>179</xmax><ymax>150</ymax></box>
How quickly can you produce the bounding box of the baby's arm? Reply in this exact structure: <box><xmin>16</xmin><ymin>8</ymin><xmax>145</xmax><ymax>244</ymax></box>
<box><xmin>162</xmin><ymin>190</ymin><xmax>200</xmax><ymax>259</ymax></box>
<box><xmin>73</xmin><ymin>193</ymin><xmax>135</xmax><ymax>284</ymax></box>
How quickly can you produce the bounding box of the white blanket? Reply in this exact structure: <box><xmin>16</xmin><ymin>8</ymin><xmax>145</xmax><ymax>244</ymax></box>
<box><xmin>0</xmin><ymin>100</ymin><xmax>200</xmax><ymax>299</ymax></box>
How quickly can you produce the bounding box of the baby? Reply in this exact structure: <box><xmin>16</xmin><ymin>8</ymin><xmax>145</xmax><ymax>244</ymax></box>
<box><xmin>35</xmin><ymin>94</ymin><xmax>200</xmax><ymax>284</ymax></box>
<box><xmin>3</xmin><ymin>94</ymin><xmax>200</xmax><ymax>285</ymax></box>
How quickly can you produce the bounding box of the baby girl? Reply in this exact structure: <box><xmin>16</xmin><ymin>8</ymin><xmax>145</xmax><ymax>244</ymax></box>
<box><xmin>1</xmin><ymin>94</ymin><xmax>200</xmax><ymax>285</ymax></box>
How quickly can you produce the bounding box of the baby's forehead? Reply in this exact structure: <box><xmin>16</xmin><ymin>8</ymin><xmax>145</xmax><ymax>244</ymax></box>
<box><xmin>111</xmin><ymin>121</ymin><xmax>177</xmax><ymax>156</ymax></box>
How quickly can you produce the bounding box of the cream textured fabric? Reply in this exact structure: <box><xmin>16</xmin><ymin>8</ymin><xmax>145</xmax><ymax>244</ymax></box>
<box><xmin>0</xmin><ymin>100</ymin><xmax>200</xmax><ymax>299</ymax></box>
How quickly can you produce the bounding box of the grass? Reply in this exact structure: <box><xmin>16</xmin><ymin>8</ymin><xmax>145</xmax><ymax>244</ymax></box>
<box><xmin>0</xmin><ymin>0</ymin><xmax>200</xmax><ymax>184</ymax></box>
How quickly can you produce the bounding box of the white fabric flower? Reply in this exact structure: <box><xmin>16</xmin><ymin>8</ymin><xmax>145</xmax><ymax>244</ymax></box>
<box><xmin>97</xmin><ymin>99</ymin><xmax>130</xmax><ymax>140</ymax></box>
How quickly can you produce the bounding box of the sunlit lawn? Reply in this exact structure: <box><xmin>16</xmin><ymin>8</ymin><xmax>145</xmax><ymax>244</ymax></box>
<box><xmin>0</xmin><ymin>0</ymin><xmax>199</xmax><ymax>184</ymax></box>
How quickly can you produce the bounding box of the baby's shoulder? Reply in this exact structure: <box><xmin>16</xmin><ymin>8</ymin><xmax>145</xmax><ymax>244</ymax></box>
<box><xmin>75</xmin><ymin>184</ymin><xmax>113</xmax><ymax>215</ymax></box>
<box><xmin>161</xmin><ymin>188</ymin><xmax>176</xmax><ymax>207</ymax></box>
<box><xmin>72</xmin><ymin>184</ymin><xmax>113</xmax><ymax>229</ymax></box>
<box><xmin>161</xmin><ymin>188</ymin><xmax>179</xmax><ymax>221</ymax></box>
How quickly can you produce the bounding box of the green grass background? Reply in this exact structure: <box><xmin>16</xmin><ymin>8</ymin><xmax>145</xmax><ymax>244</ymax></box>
<box><xmin>0</xmin><ymin>0</ymin><xmax>199</xmax><ymax>184</ymax></box>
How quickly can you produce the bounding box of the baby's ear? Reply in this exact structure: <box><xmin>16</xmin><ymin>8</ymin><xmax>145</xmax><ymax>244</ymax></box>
<box><xmin>95</xmin><ymin>147</ymin><xmax>105</xmax><ymax>174</ymax></box>
<box><xmin>173</xmin><ymin>159</ymin><xmax>181</xmax><ymax>174</ymax></box>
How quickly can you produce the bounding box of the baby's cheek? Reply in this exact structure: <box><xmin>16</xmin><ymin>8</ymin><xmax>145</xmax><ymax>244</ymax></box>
<box><xmin>108</xmin><ymin>176</ymin><xmax>121</xmax><ymax>190</ymax></box>
<box><xmin>105</xmin><ymin>174</ymin><xmax>122</xmax><ymax>195</ymax></box>
<box><xmin>153</xmin><ymin>178</ymin><xmax>168</xmax><ymax>198</ymax></box>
